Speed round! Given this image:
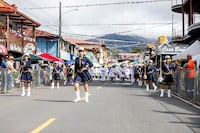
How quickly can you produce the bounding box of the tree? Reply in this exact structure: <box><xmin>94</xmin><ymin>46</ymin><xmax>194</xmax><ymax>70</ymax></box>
<box><xmin>131</xmin><ymin>47</ymin><xmax>142</xmax><ymax>53</ymax></box>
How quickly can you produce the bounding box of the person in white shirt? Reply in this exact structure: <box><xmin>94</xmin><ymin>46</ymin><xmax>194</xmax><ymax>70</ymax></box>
<box><xmin>6</xmin><ymin>56</ymin><xmax>17</xmax><ymax>93</ymax></box>
<box><xmin>100</xmin><ymin>64</ymin><xmax>109</xmax><ymax>81</ymax></box>
<box><xmin>109</xmin><ymin>65</ymin><xmax>119</xmax><ymax>81</ymax></box>
<box><xmin>119</xmin><ymin>65</ymin><xmax>127</xmax><ymax>81</ymax></box>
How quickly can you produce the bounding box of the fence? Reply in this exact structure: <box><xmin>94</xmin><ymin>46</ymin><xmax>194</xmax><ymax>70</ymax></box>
<box><xmin>172</xmin><ymin>68</ymin><xmax>200</xmax><ymax>105</ymax></box>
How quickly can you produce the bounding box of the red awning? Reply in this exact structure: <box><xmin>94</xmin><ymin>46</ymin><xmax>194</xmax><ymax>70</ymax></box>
<box><xmin>0</xmin><ymin>45</ymin><xmax>8</xmax><ymax>55</ymax></box>
<box><xmin>39</xmin><ymin>53</ymin><xmax>64</xmax><ymax>63</ymax></box>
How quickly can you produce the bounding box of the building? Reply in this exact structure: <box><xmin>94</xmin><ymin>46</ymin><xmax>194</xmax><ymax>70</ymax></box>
<box><xmin>117</xmin><ymin>53</ymin><xmax>141</xmax><ymax>63</ymax></box>
<box><xmin>65</xmin><ymin>38</ymin><xmax>107</xmax><ymax>65</ymax></box>
<box><xmin>25</xmin><ymin>29</ymin><xmax>76</xmax><ymax>62</ymax></box>
<box><xmin>0</xmin><ymin>0</ymin><xmax>40</xmax><ymax>57</ymax></box>
<box><xmin>171</xmin><ymin>0</ymin><xmax>200</xmax><ymax>44</ymax></box>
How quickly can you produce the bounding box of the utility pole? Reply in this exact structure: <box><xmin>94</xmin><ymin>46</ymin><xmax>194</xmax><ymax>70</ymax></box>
<box><xmin>58</xmin><ymin>0</ymin><xmax>62</xmax><ymax>58</ymax></box>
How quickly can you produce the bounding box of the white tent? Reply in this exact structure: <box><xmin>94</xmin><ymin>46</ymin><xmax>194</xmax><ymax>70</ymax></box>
<box><xmin>172</xmin><ymin>40</ymin><xmax>200</xmax><ymax>60</ymax></box>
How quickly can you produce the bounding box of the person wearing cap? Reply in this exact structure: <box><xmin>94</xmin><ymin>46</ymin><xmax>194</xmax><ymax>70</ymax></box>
<box><xmin>51</xmin><ymin>61</ymin><xmax>62</xmax><ymax>89</ymax></box>
<box><xmin>6</xmin><ymin>56</ymin><xmax>17</xmax><ymax>93</ymax></box>
<box><xmin>73</xmin><ymin>47</ymin><xmax>93</xmax><ymax>103</ymax></box>
<box><xmin>144</xmin><ymin>60</ymin><xmax>158</xmax><ymax>91</ymax></box>
<box><xmin>160</xmin><ymin>55</ymin><xmax>175</xmax><ymax>97</ymax></box>
<box><xmin>20</xmin><ymin>53</ymin><xmax>32</xmax><ymax>96</ymax></box>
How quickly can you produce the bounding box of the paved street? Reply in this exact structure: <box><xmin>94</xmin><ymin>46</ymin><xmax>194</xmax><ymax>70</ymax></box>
<box><xmin>0</xmin><ymin>80</ymin><xmax>200</xmax><ymax>133</ymax></box>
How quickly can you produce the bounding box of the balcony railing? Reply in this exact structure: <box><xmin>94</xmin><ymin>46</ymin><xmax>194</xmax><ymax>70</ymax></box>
<box><xmin>171</xmin><ymin>0</ymin><xmax>183</xmax><ymax>6</ymax></box>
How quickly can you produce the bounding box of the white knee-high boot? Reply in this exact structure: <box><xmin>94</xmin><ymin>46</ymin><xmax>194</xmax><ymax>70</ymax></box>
<box><xmin>74</xmin><ymin>90</ymin><xmax>81</xmax><ymax>103</ymax></box>
<box><xmin>57</xmin><ymin>82</ymin><xmax>60</xmax><ymax>89</ymax></box>
<box><xmin>21</xmin><ymin>87</ymin><xmax>25</xmax><ymax>96</ymax></box>
<box><xmin>85</xmin><ymin>92</ymin><xmax>89</xmax><ymax>103</ymax></box>
<box><xmin>168</xmin><ymin>90</ymin><xmax>171</xmax><ymax>97</ymax></box>
<box><xmin>27</xmin><ymin>87</ymin><xmax>31</xmax><ymax>96</ymax></box>
<box><xmin>146</xmin><ymin>84</ymin><xmax>149</xmax><ymax>91</ymax></box>
<box><xmin>152</xmin><ymin>83</ymin><xmax>157</xmax><ymax>90</ymax></box>
<box><xmin>160</xmin><ymin>89</ymin><xmax>164</xmax><ymax>97</ymax></box>
<box><xmin>51</xmin><ymin>82</ymin><xmax>54</xmax><ymax>89</ymax></box>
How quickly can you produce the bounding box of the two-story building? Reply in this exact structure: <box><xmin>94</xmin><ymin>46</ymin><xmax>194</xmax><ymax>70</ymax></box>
<box><xmin>65</xmin><ymin>38</ymin><xmax>107</xmax><ymax>65</ymax></box>
<box><xmin>0</xmin><ymin>0</ymin><xmax>40</xmax><ymax>57</ymax></box>
<box><xmin>171</xmin><ymin>0</ymin><xmax>200</xmax><ymax>44</ymax></box>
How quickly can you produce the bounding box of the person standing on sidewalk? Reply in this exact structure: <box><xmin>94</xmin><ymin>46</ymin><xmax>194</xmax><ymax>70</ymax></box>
<box><xmin>183</xmin><ymin>54</ymin><xmax>196</xmax><ymax>98</ymax></box>
<box><xmin>73</xmin><ymin>47</ymin><xmax>93</xmax><ymax>103</ymax></box>
<box><xmin>6</xmin><ymin>56</ymin><xmax>17</xmax><ymax>93</ymax></box>
<box><xmin>20</xmin><ymin>53</ymin><xmax>32</xmax><ymax>96</ymax></box>
<box><xmin>160</xmin><ymin>55</ymin><xmax>175</xmax><ymax>98</ymax></box>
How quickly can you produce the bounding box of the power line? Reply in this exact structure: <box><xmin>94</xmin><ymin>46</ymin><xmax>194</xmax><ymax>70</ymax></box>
<box><xmin>43</xmin><ymin>22</ymin><xmax>172</xmax><ymax>27</ymax></box>
<box><xmin>21</xmin><ymin>0</ymin><xmax>170</xmax><ymax>9</ymax></box>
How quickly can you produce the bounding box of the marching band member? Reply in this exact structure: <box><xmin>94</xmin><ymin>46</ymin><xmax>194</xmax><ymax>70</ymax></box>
<box><xmin>100</xmin><ymin>64</ymin><xmax>109</xmax><ymax>81</ymax></box>
<box><xmin>51</xmin><ymin>61</ymin><xmax>62</xmax><ymax>89</ymax></box>
<box><xmin>73</xmin><ymin>47</ymin><xmax>93</xmax><ymax>103</ymax></box>
<box><xmin>20</xmin><ymin>53</ymin><xmax>32</xmax><ymax>96</ymax></box>
<box><xmin>109</xmin><ymin>65</ymin><xmax>119</xmax><ymax>81</ymax></box>
<box><xmin>160</xmin><ymin>55</ymin><xmax>175</xmax><ymax>97</ymax></box>
<box><xmin>145</xmin><ymin>60</ymin><xmax>158</xmax><ymax>91</ymax></box>
<box><xmin>119</xmin><ymin>64</ymin><xmax>127</xmax><ymax>81</ymax></box>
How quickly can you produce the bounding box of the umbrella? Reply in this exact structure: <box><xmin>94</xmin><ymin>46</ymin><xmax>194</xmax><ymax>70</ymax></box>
<box><xmin>39</xmin><ymin>53</ymin><xmax>64</xmax><ymax>63</ymax></box>
<box><xmin>0</xmin><ymin>44</ymin><xmax>8</xmax><ymax>55</ymax></box>
<box><xmin>15</xmin><ymin>54</ymin><xmax>44</xmax><ymax>61</ymax></box>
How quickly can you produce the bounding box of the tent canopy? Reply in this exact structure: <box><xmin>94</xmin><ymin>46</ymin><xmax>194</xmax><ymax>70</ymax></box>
<box><xmin>172</xmin><ymin>40</ymin><xmax>200</xmax><ymax>60</ymax></box>
<box><xmin>15</xmin><ymin>54</ymin><xmax>44</xmax><ymax>61</ymax></box>
<box><xmin>39</xmin><ymin>53</ymin><xmax>64</xmax><ymax>63</ymax></box>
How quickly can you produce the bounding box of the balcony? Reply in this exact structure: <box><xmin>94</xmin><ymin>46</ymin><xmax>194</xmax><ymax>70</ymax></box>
<box><xmin>172</xmin><ymin>0</ymin><xmax>200</xmax><ymax>14</ymax></box>
<box><xmin>171</xmin><ymin>0</ymin><xmax>182</xmax><ymax>13</ymax></box>
<box><xmin>188</xmin><ymin>22</ymin><xmax>200</xmax><ymax>36</ymax></box>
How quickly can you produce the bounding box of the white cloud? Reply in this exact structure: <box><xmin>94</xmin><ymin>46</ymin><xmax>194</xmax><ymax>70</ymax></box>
<box><xmin>5</xmin><ymin>0</ymin><xmax>180</xmax><ymax>39</ymax></box>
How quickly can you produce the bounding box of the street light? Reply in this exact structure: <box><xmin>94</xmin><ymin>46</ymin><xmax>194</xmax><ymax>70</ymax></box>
<box><xmin>58</xmin><ymin>0</ymin><xmax>78</xmax><ymax>58</ymax></box>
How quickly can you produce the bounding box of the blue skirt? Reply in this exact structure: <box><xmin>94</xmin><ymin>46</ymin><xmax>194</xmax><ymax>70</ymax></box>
<box><xmin>160</xmin><ymin>74</ymin><xmax>174</xmax><ymax>85</ymax></box>
<box><xmin>21</xmin><ymin>72</ymin><xmax>32</xmax><ymax>83</ymax></box>
<box><xmin>52</xmin><ymin>73</ymin><xmax>60</xmax><ymax>80</ymax></box>
<box><xmin>74</xmin><ymin>71</ymin><xmax>93</xmax><ymax>83</ymax></box>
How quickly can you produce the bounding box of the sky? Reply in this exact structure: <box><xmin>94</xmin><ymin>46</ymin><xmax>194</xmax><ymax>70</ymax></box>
<box><xmin>5</xmin><ymin>0</ymin><xmax>182</xmax><ymax>40</ymax></box>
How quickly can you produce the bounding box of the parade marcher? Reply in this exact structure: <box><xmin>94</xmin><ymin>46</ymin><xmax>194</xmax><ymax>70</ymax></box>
<box><xmin>65</xmin><ymin>63</ymin><xmax>74</xmax><ymax>85</ymax></box>
<box><xmin>160</xmin><ymin>55</ymin><xmax>175</xmax><ymax>98</ymax></box>
<box><xmin>109</xmin><ymin>65</ymin><xmax>119</xmax><ymax>81</ymax></box>
<box><xmin>130</xmin><ymin>64</ymin><xmax>135</xmax><ymax>84</ymax></box>
<box><xmin>145</xmin><ymin>60</ymin><xmax>158</xmax><ymax>91</ymax></box>
<box><xmin>20</xmin><ymin>53</ymin><xmax>32</xmax><ymax>96</ymax></box>
<box><xmin>6</xmin><ymin>56</ymin><xmax>17</xmax><ymax>93</ymax></box>
<box><xmin>51</xmin><ymin>61</ymin><xmax>62</xmax><ymax>89</ymax></box>
<box><xmin>73</xmin><ymin>47</ymin><xmax>93</xmax><ymax>103</ymax></box>
<box><xmin>100</xmin><ymin>64</ymin><xmax>109</xmax><ymax>81</ymax></box>
<box><xmin>119</xmin><ymin>64</ymin><xmax>127</xmax><ymax>81</ymax></box>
